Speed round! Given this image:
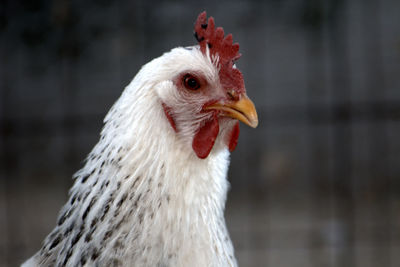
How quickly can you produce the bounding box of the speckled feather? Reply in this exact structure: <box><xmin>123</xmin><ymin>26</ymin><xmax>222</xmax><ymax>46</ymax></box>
<box><xmin>23</xmin><ymin>47</ymin><xmax>238</xmax><ymax>267</ymax></box>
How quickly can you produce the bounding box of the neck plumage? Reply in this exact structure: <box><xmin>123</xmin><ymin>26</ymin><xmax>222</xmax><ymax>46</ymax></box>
<box><xmin>35</xmin><ymin>79</ymin><xmax>236</xmax><ymax>266</ymax></box>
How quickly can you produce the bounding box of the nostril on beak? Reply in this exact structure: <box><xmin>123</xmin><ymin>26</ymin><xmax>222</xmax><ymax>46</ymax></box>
<box><xmin>227</xmin><ymin>90</ymin><xmax>238</xmax><ymax>101</ymax></box>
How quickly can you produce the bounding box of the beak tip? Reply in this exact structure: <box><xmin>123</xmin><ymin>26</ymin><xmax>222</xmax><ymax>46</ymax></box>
<box><xmin>248</xmin><ymin>116</ymin><xmax>258</xmax><ymax>128</ymax></box>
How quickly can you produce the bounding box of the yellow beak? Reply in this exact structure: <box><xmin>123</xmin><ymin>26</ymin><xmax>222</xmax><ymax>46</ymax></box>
<box><xmin>204</xmin><ymin>95</ymin><xmax>258</xmax><ymax>128</ymax></box>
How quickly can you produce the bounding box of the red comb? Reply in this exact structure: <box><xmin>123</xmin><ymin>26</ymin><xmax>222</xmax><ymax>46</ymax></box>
<box><xmin>194</xmin><ymin>11</ymin><xmax>245</xmax><ymax>95</ymax></box>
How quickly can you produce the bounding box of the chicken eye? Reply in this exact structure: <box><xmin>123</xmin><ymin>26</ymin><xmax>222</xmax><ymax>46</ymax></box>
<box><xmin>183</xmin><ymin>74</ymin><xmax>200</xmax><ymax>90</ymax></box>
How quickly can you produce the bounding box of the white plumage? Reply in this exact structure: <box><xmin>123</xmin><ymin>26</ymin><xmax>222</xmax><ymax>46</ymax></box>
<box><xmin>23</xmin><ymin>12</ymin><xmax>257</xmax><ymax>267</ymax></box>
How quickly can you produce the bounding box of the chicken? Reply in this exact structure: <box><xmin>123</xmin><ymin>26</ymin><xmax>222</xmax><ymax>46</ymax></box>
<box><xmin>23</xmin><ymin>11</ymin><xmax>258</xmax><ymax>267</ymax></box>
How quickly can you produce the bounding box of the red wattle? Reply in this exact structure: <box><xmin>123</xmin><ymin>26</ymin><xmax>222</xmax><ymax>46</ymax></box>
<box><xmin>192</xmin><ymin>114</ymin><xmax>219</xmax><ymax>159</ymax></box>
<box><xmin>228</xmin><ymin>122</ymin><xmax>240</xmax><ymax>152</ymax></box>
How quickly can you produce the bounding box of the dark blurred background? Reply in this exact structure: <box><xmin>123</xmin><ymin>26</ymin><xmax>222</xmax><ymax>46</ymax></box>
<box><xmin>1</xmin><ymin>0</ymin><xmax>400</xmax><ymax>266</ymax></box>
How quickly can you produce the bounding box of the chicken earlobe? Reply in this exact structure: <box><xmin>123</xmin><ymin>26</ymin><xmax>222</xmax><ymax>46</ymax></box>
<box><xmin>162</xmin><ymin>103</ymin><xmax>177</xmax><ymax>132</ymax></box>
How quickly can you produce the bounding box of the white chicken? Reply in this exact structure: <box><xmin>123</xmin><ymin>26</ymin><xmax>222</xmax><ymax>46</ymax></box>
<box><xmin>23</xmin><ymin>11</ymin><xmax>258</xmax><ymax>267</ymax></box>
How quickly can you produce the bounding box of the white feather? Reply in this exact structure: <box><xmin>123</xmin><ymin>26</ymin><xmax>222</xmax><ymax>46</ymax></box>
<box><xmin>23</xmin><ymin>46</ymin><xmax>237</xmax><ymax>267</ymax></box>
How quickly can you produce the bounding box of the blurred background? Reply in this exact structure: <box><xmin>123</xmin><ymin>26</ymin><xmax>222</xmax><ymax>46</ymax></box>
<box><xmin>1</xmin><ymin>0</ymin><xmax>399</xmax><ymax>266</ymax></box>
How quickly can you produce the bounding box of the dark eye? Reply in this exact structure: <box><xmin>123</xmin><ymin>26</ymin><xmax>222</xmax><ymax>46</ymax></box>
<box><xmin>183</xmin><ymin>74</ymin><xmax>200</xmax><ymax>90</ymax></box>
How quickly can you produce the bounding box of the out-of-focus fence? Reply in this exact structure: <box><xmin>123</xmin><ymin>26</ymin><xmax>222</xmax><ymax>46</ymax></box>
<box><xmin>1</xmin><ymin>0</ymin><xmax>399</xmax><ymax>266</ymax></box>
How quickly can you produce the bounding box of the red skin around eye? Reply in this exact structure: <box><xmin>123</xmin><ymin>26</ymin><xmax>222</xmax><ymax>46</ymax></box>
<box><xmin>165</xmin><ymin>71</ymin><xmax>242</xmax><ymax>158</ymax></box>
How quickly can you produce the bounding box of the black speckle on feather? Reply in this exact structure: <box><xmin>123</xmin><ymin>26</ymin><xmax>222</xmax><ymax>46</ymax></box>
<box><xmin>82</xmin><ymin>196</ymin><xmax>97</xmax><ymax>221</ymax></box>
<box><xmin>58</xmin><ymin>206</ymin><xmax>75</xmax><ymax>226</ymax></box>
<box><xmin>138</xmin><ymin>212</ymin><xmax>144</xmax><ymax>224</ymax></box>
<box><xmin>102</xmin><ymin>229</ymin><xmax>113</xmax><ymax>243</ymax></box>
<box><xmin>70</xmin><ymin>193</ymin><xmax>78</xmax><ymax>205</ymax></box>
<box><xmin>84</xmin><ymin>226</ymin><xmax>96</xmax><ymax>243</ymax></box>
<box><xmin>100</xmin><ymin>203</ymin><xmax>110</xmax><ymax>222</ymax></box>
<box><xmin>133</xmin><ymin>193</ymin><xmax>142</xmax><ymax>208</ymax></box>
<box><xmin>91</xmin><ymin>217</ymin><xmax>98</xmax><ymax>228</ymax></box>
<box><xmin>100</xmin><ymin>180</ymin><xmax>107</xmax><ymax>190</ymax></box>
<box><xmin>91</xmin><ymin>248</ymin><xmax>99</xmax><ymax>261</ymax></box>
<box><xmin>82</xmin><ymin>191</ymin><xmax>90</xmax><ymax>203</ymax></box>
<box><xmin>129</xmin><ymin>177</ymin><xmax>140</xmax><ymax>200</ymax></box>
<box><xmin>108</xmin><ymin>258</ymin><xmax>122</xmax><ymax>267</ymax></box>
<box><xmin>62</xmin><ymin>248</ymin><xmax>73</xmax><ymax>266</ymax></box>
<box><xmin>100</xmin><ymin>193</ymin><xmax>114</xmax><ymax>222</ymax></box>
<box><xmin>113</xmin><ymin>239</ymin><xmax>124</xmax><ymax>250</ymax></box>
<box><xmin>70</xmin><ymin>226</ymin><xmax>84</xmax><ymax>248</ymax></box>
<box><xmin>114</xmin><ymin>193</ymin><xmax>127</xmax><ymax>217</ymax></box>
<box><xmin>49</xmin><ymin>234</ymin><xmax>62</xmax><ymax>250</ymax></box>
<box><xmin>64</xmin><ymin>220</ymin><xmax>75</xmax><ymax>237</ymax></box>
<box><xmin>80</xmin><ymin>254</ymin><xmax>87</xmax><ymax>265</ymax></box>
<box><xmin>81</xmin><ymin>174</ymin><xmax>90</xmax><ymax>184</ymax></box>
